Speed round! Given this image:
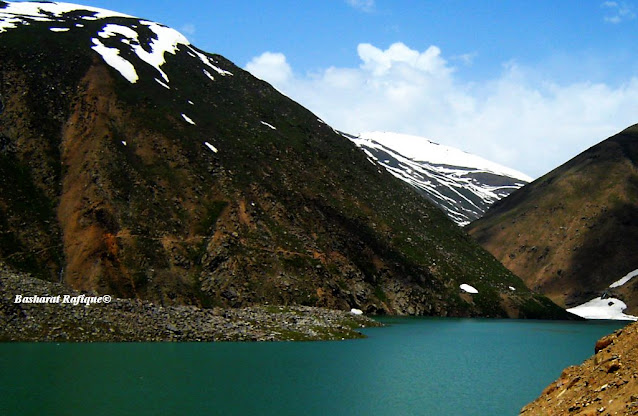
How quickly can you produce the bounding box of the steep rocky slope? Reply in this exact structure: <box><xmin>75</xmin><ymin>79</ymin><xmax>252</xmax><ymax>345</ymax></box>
<box><xmin>0</xmin><ymin>1</ymin><xmax>566</xmax><ymax>318</ymax></box>
<box><xmin>345</xmin><ymin>131</ymin><xmax>531</xmax><ymax>226</ymax></box>
<box><xmin>521</xmin><ymin>322</ymin><xmax>638</xmax><ymax>415</ymax></box>
<box><xmin>468</xmin><ymin>125</ymin><xmax>638</xmax><ymax>314</ymax></box>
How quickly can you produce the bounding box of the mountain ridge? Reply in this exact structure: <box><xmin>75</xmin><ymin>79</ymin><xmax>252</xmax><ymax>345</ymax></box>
<box><xmin>345</xmin><ymin>131</ymin><xmax>530</xmax><ymax>225</ymax></box>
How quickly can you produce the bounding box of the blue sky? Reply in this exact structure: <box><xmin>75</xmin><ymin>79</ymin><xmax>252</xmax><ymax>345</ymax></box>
<box><xmin>76</xmin><ymin>0</ymin><xmax>638</xmax><ymax>177</ymax></box>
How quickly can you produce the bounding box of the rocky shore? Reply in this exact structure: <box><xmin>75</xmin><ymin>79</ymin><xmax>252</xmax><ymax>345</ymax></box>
<box><xmin>0</xmin><ymin>264</ymin><xmax>380</xmax><ymax>342</ymax></box>
<box><xmin>521</xmin><ymin>321</ymin><xmax>638</xmax><ymax>415</ymax></box>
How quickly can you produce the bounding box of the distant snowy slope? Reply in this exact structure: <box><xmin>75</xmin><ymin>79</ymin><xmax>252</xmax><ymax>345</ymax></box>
<box><xmin>345</xmin><ymin>131</ymin><xmax>531</xmax><ymax>226</ymax></box>
<box><xmin>359</xmin><ymin>131</ymin><xmax>532</xmax><ymax>182</ymax></box>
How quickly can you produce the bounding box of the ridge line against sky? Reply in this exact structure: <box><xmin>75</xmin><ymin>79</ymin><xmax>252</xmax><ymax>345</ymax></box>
<box><xmin>57</xmin><ymin>0</ymin><xmax>638</xmax><ymax>178</ymax></box>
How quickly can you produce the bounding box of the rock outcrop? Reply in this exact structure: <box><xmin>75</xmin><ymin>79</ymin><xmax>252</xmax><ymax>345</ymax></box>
<box><xmin>521</xmin><ymin>322</ymin><xmax>638</xmax><ymax>415</ymax></box>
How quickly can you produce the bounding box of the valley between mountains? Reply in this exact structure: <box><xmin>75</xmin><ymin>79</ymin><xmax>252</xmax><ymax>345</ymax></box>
<box><xmin>4</xmin><ymin>1</ymin><xmax>638</xmax><ymax>414</ymax></box>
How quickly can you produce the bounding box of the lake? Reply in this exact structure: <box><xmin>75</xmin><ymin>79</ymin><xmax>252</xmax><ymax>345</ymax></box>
<box><xmin>0</xmin><ymin>318</ymin><xmax>627</xmax><ymax>415</ymax></box>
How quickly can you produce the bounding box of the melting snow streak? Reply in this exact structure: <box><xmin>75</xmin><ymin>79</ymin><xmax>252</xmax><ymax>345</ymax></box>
<box><xmin>609</xmin><ymin>268</ymin><xmax>638</xmax><ymax>288</ymax></box>
<box><xmin>91</xmin><ymin>38</ymin><xmax>138</xmax><ymax>83</ymax></box>
<box><xmin>181</xmin><ymin>114</ymin><xmax>196</xmax><ymax>125</ymax></box>
<box><xmin>202</xmin><ymin>69</ymin><xmax>215</xmax><ymax>81</ymax></box>
<box><xmin>204</xmin><ymin>142</ymin><xmax>218</xmax><ymax>153</ymax></box>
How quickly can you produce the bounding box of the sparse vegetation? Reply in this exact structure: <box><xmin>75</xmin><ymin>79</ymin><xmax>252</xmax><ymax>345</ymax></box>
<box><xmin>468</xmin><ymin>126</ymin><xmax>638</xmax><ymax>313</ymax></box>
<box><xmin>0</xmin><ymin>8</ymin><xmax>568</xmax><ymax>319</ymax></box>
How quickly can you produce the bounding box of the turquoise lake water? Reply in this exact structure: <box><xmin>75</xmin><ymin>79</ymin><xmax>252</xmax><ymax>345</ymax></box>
<box><xmin>0</xmin><ymin>318</ymin><xmax>627</xmax><ymax>415</ymax></box>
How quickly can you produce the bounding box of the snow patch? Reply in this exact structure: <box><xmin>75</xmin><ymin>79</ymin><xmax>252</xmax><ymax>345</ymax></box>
<box><xmin>609</xmin><ymin>268</ymin><xmax>638</xmax><ymax>288</ymax></box>
<box><xmin>0</xmin><ymin>1</ymin><xmax>131</xmax><ymax>33</ymax></box>
<box><xmin>209</xmin><ymin>63</ymin><xmax>233</xmax><ymax>76</ymax></box>
<box><xmin>90</xmin><ymin>38</ymin><xmax>138</xmax><ymax>83</ymax></box>
<box><xmin>96</xmin><ymin>22</ymin><xmax>188</xmax><ymax>84</ymax></box>
<box><xmin>509</xmin><ymin>286</ymin><xmax>516</xmax><ymax>291</ymax></box>
<box><xmin>154</xmin><ymin>78</ymin><xmax>170</xmax><ymax>89</ymax></box>
<box><xmin>460</xmin><ymin>284</ymin><xmax>478</xmax><ymax>294</ymax></box>
<box><xmin>350</xmin><ymin>308</ymin><xmax>363</xmax><ymax>315</ymax></box>
<box><xmin>0</xmin><ymin>16</ymin><xmax>22</xmax><ymax>32</ymax></box>
<box><xmin>121</xmin><ymin>141</ymin><xmax>127</xmax><ymax>146</ymax></box>
<box><xmin>181</xmin><ymin>114</ymin><xmax>196</xmax><ymax>125</ymax></box>
<box><xmin>0</xmin><ymin>1</ymin><xmax>132</xmax><ymax>20</ymax></box>
<box><xmin>204</xmin><ymin>142</ymin><xmax>218</xmax><ymax>153</ymax></box>
<box><xmin>567</xmin><ymin>297</ymin><xmax>638</xmax><ymax>321</ymax></box>
<box><xmin>187</xmin><ymin>46</ymin><xmax>233</xmax><ymax>77</ymax></box>
<box><xmin>260</xmin><ymin>121</ymin><xmax>277</xmax><ymax>130</ymax></box>
<box><xmin>49</xmin><ymin>27</ymin><xmax>69</xmax><ymax>32</ymax></box>
<box><xmin>202</xmin><ymin>69</ymin><xmax>215</xmax><ymax>82</ymax></box>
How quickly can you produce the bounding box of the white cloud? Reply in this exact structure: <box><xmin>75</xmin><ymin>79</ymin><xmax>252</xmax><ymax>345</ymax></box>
<box><xmin>346</xmin><ymin>0</ymin><xmax>375</xmax><ymax>13</ymax></box>
<box><xmin>245</xmin><ymin>52</ymin><xmax>293</xmax><ymax>85</ymax></box>
<box><xmin>245</xmin><ymin>42</ymin><xmax>638</xmax><ymax>178</ymax></box>
<box><xmin>602</xmin><ymin>1</ymin><xmax>636</xmax><ymax>23</ymax></box>
<box><xmin>357</xmin><ymin>43</ymin><xmax>450</xmax><ymax>76</ymax></box>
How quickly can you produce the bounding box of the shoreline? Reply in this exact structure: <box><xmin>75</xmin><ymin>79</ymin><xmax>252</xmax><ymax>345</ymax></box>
<box><xmin>0</xmin><ymin>266</ymin><xmax>381</xmax><ymax>342</ymax></box>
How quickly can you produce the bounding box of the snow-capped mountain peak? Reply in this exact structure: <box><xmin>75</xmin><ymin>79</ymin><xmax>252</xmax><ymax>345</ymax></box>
<box><xmin>358</xmin><ymin>131</ymin><xmax>532</xmax><ymax>182</ymax></box>
<box><xmin>345</xmin><ymin>131</ymin><xmax>531</xmax><ymax>226</ymax></box>
<box><xmin>0</xmin><ymin>1</ymin><xmax>233</xmax><ymax>89</ymax></box>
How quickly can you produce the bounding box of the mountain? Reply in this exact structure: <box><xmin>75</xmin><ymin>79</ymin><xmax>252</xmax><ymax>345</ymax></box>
<box><xmin>468</xmin><ymin>125</ymin><xmax>638</xmax><ymax>315</ymax></box>
<box><xmin>344</xmin><ymin>131</ymin><xmax>531</xmax><ymax>226</ymax></box>
<box><xmin>0</xmin><ymin>1</ymin><xmax>567</xmax><ymax>318</ymax></box>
